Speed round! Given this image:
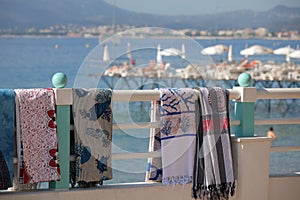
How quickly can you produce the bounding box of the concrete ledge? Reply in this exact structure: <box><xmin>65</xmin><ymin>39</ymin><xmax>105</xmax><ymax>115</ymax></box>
<box><xmin>269</xmin><ymin>176</ymin><xmax>300</xmax><ymax>200</ymax></box>
<box><xmin>2</xmin><ymin>176</ymin><xmax>300</xmax><ymax>200</ymax></box>
<box><xmin>0</xmin><ymin>183</ymin><xmax>195</xmax><ymax>200</ymax></box>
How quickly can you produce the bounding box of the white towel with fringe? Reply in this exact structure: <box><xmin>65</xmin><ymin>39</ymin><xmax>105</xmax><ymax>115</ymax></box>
<box><xmin>159</xmin><ymin>88</ymin><xmax>196</xmax><ymax>185</ymax></box>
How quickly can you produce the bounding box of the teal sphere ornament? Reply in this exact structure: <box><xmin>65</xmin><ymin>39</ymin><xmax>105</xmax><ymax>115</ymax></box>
<box><xmin>52</xmin><ymin>72</ymin><xmax>68</xmax><ymax>88</ymax></box>
<box><xmin>238</xmin><ymin>73</ymin><xmax>252</xmax><ymax>87</ymax></box>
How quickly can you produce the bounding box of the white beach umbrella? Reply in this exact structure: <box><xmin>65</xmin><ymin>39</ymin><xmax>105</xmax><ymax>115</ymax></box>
<box><xmin>290</xmin><ymin>50</ymin><xmax>300</xmax><ymax>59</ymax></box>
<box><xmin>240</xmin><ymin>45</ymin><xmax>273</xmax><ymax>57</ymax></box>
<box><xmin>160</xmin><ymin>48</ymin><xmax>182</xmax><ymax>56</ymax></box>
<box><xmin>274</xmin><ymin>45</ymin><xmax>295</xmax><ymax>55</ymax></box>
<box><xmin>201</xmin><ymin>44</ymin><xmax>228</xmax><ymax>55</ymax></box>
<box><xmin>274</xmin><ymin>45</ymin><xmax>295</xmax><ymax>63</ymax></box>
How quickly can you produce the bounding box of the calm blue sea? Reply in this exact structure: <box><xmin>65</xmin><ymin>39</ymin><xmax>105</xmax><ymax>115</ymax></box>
<box><xmin>1</xmin><ymin>37</ymin><xmax>299</xmax><ymax>88</ymax></box>
<box><xmin>0</xmin><ymin>36</ymin><xmax>299</xmax><ymax>184</ymax></box>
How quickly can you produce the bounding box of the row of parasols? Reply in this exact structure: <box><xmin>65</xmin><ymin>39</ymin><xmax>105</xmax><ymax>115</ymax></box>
<box><xmin>201</xmin><ymin>44</ymin><xmax>300</xmax><ymax>62</ymax></box>
<box><xmin>102</xmin><ymin>43</ymin><xmax>300</xmax><ymax>63</ymax></box>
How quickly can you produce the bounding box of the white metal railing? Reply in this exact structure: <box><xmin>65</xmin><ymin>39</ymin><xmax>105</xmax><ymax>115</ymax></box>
<box><xmin>109</xmin><ymin>88</ymin><xmax>300</xmax><ymax>157</ymax></box>
<box><xmin>104</xmin><ymin>89</ymin><xmax>240</xmax><ymax>160</ymax></box>
<box><xmin>13</xmin><ymin>88</ymin><xmax>300</xmax><ymax>163</ymax></box>
<box><xmin>255</xmin><ymin>88</ymin><xmax>300</xmax><ymax>153</ymax></box>
<box><xmin>5</xmin><ymin>86</ymin><xmax>300</xmax><ymax>192</ymax></box>
<box><xmin>66</xmin><ymin>88</ymin><xmax>300</xmax><ymax>156</ymax></box>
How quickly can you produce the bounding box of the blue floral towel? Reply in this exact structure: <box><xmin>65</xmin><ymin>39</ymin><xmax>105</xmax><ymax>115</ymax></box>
<box><xmin>159</xmin><ymin>88</ymin><xmax>196</xmax><ymax>185</ymax></box>
<box><xmin>0</xmin><ymin>89</ymin><xmax>15</xmax><ymax>189</ymax></box>
<box><xmin>72</xmin><ymin>89</ymin><xmax>113</xmax><ymax>184</ymax></box>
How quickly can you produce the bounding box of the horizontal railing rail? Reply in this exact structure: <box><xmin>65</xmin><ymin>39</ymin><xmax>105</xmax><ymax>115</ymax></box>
<box><xmin>54</xmin><ymin>88</ymin><xmax>300</xmax><ymax>103</ymax></box>
<box><xmin>54</xmin><ymin>88</ymin><xmax>241</xmax><ymax>104</ymax></box>
<box><xmin>256</xmin><ymin>88</ymin><xmax>300</xmax><ymax>99</ymax></box>
<box><xmin>270</xmin><ymin>146</ymin><xmax>300</xmax><ymax>153</ymax></box>
<box><xmin>254</xmin><ymin>118</ymin><xmax>300</xmax><ymax>125</ymax></box>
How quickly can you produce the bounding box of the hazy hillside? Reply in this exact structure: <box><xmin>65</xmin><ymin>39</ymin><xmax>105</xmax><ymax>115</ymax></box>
<box><xmin>0</xmin><ymin>0</ymin><xmax>299</xmax><ymax>32</ymax></box>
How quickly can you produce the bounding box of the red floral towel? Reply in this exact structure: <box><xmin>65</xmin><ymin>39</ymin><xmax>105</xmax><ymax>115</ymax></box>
<box><xmin>15</xmin><ymin>89</ymin><xmax>60</xmax><ymax>184</ymax></box>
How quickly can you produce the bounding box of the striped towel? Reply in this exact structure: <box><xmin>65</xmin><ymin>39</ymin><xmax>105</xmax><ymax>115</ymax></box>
<box><xmin>72</xmin><ymin>88</ymin><xmax>112</xmax><ymax>184</ymax></box>
<box><xmin>15</xmin><ymin>89</ymin><xmax>61</xmax><ymax>184</ymax></box>
<box><xmin>159</xmin><ymin>88</ymin><xmax>196</xmax><ymax>185</ymax></box>
<box><xmin>0</xmin><ymin>89</ymin><xmax>15</xmax><ymax>189</ymax></box>
<box><xmin>192</xmin><ymin>87</ymin><xmax>235</xmax><ymax>199</ymax></box>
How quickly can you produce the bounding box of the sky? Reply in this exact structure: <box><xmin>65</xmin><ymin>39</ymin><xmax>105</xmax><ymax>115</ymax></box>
<box><xmin>103</xmin><ymin>0</ymin><xmax>300</xmax><ymax>15</ymax></box>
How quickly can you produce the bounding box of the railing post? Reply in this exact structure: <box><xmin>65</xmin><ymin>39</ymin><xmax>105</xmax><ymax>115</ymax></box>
<box><xmin>49</xmin><ymin>72</ymin><xmax>71</xmax><ymax>189</ymax></box>
<box><xmin>233</xmin><ymin>73</ymin><xmax>256</xmax><ymax>137</ymax></box>
<box><xmin>232</xmin><ymin>73</ymin><xmax>272</xmax><ymax>200</ymax></box>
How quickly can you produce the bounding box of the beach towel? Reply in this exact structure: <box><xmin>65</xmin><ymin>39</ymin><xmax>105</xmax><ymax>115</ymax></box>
<box><xmin>0</xmin><ymin>151</ymin><xmax>12</xmax><ymax>189</ymax></box>
<box><xmin>145</xmin><ymin>100</ymin><xmax>162</xmax><ymax>182</ymax></box>
<box><xmin>0</xmin><ymin>89</ymin><xmax>15</xmax><ymax>189</ymax></box>
<box><xmin>159</xmin><ymin>88</ymin><xmax>196</xmax><ymax>185</ymax></box>
<box><xmin>15</xmin><ymin>89</ymin><xmax>60</xmax><ymax>184</ymax></box>
<box><xmin>72</xmin><ymin>88</ymin><xmax>112</xmax><ymax>184</ymax></box>
<box><xmin>192</xmin><ymin>87</ymin><xmax>235</xmax><ymax>200</ymax></box>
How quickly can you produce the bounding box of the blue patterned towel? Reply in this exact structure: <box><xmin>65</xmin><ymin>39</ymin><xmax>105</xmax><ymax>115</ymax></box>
<box><xmin>159</xmin><ymin>88</ymin><xmax>196</xmax><ymax>185</ymax></box>
<box><xmin>0</xmin><ymin>89</ymin><xmax>15</xmax><ymax>189</ymax></box>
<box><xmin>72</xmin><ymin>89</ymin><xmax>113</xmax><ymax>184</ymax></box>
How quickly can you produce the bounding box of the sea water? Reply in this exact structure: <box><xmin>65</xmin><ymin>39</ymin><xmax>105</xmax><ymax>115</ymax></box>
<box><xmin>0</xmin><ymin>37</ymin><xmax>299</xmax><ymax>184</ymax></box>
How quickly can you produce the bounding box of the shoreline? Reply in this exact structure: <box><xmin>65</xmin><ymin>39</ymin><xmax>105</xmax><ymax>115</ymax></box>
<box><xmin>0</xmin><ymin>34</ymin><xmax>299</xmax><ymax>41</ymax></box>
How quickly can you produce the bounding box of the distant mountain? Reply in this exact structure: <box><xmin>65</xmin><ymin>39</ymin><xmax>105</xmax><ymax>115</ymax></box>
<box><xmin>167</xmin><ymin>5</ymin><xmax>300</xmax><ymax>32</ymax></box>
<box><xmin>0</xmin><ymin>0</ymin><xmax>169</xmax><ymax>28</ymax></box>
<box><xmin>0</xmin><ymin>0</ymin><xmax>299</xmax><ymax>32</ymax></box>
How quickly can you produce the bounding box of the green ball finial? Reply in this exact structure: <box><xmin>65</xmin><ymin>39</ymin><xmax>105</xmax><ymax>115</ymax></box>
<box><xmin>52</xmin><ymin>72</ymin><xmax>67</xmax><ymax>88</ymax></box>
<box><xmin>238</xmin><ymin>73</ymin><xmax>252</xmax><ymax>87</ymax></box>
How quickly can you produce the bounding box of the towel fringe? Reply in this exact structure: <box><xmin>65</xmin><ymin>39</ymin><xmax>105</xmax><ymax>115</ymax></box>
<box><xmin>192</xmin><ymin>181</ymin><xmax>236</xmax><ymax>200</ymax></box>
<box><xmin>162</xmin><ymin>175</ymin><xmax>192</xmax><ymax>185</ymax></box>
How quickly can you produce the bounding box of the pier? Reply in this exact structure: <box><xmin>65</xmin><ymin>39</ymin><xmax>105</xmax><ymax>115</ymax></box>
<box><xmin>92</xmin><ymin>75</ymin><xmax>300</xmax><ymax>115</ymax></box>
